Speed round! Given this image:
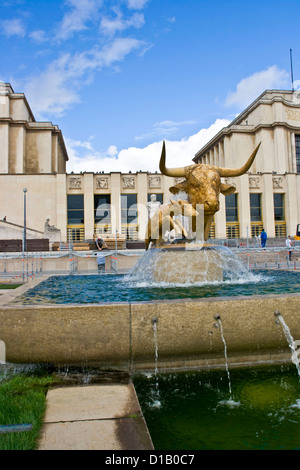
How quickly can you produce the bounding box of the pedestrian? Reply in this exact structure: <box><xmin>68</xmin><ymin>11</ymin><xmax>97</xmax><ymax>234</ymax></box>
<box><xmin>285</xmin><ymin>235</ymin><xmax>293</xmax><ymax>261</ymax></box>
<box><xmin>260</xmin><ymin>228</ymin><xmax>267</xmax><ymax>248</ymax></box>
<box><xmin>97</xmin><ymin>251</ymin><xmax>106</xmax><ymax>273</ymax></box>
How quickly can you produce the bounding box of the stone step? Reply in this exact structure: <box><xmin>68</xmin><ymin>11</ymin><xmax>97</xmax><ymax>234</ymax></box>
<box><xmin>37</xmin><ymin>383</ymin><xmax>154</xmax><ymax>451</ymax></box>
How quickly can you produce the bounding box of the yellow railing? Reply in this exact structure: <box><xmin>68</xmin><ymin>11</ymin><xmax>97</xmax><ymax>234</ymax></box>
<box><xmin>67</xmin><ymin>225</ymin><xmax>85</xmax><ymax>242</ymax></box>
<box><xmin>250</xmin><ymin>222</ymin><xmax>263</xmax><ymax>237</ymax></box>
<box><xmin>94</xmin><ymin>224</ymin><xmax>112</xmax><ymax>236</ymax></box>
<box><xmin>226</xmin><ymin>223</ymin><xmax>240</xmax><ymax>239</ymax></box>
<box><xmin>275</xmin><ymin>222</ymin><xmax>286</xmax><ymax>238</ymax></box>
<box><xmin>121</xmin><ymin>224</ymin><xmax>139</xmax><ymax>240</ymax></box>
<box><xmin>208</xmin><ymin>222</ymin><xmax>215</xmax><ymax>239</ymax></box>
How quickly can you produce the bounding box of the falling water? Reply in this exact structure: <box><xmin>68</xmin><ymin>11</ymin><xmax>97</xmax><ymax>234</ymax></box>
<box><xmin>275</xmin><ymin>311</ymin><xmax>300</xmax><ymax>378</ymax></box>
<box><xmin>125</xmin><ymin>243</ymin><xmax>261</xmax><ymax>287</ymax></box>
<box><xmin>215</xmin><ymin>315</ymin><xmax>240</xmax><ymax>407</ymax></box>
<box><xmin>151</xmin><ymin>318</ymin><xmax>161</xmax><ymax>407</ymax></box>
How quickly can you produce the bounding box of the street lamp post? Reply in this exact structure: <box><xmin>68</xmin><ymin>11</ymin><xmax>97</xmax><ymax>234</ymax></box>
<box><xmin>23</xmin><ymin>188</ymin><xmax>27</xmax><ymax>253</ymax></box>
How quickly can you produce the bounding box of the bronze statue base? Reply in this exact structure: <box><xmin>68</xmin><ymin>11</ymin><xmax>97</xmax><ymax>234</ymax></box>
<box><xmin>150</xmin><ymin>243</ymin><xmax>223</xmax><ymax>283</ymax></box>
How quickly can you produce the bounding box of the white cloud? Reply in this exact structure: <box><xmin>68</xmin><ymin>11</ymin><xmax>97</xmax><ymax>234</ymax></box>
<box><xmin>127</xmin><ymin>0</ymin><xmax>149</xmax><ymax>10</ymax></box>
<box><xmin>225</xmin><ymin>66</ymin><xmax>289</xmax><ymax>109</ymax></box>
<box><xmin>1</xmin><ymin>18</ymin><xmax>26</xmax><ymax>37</ymax></box>
<box><xmin>100</xmin><ymin>11</ymin><xmax>144</xmax><ymax>36</ymax></box>
<box><xmin>135</xmin><ymin>119</ymin><xmax>198</xmax><ymax>141</ymax></box>
<box><xmin>55</xmin><ymin>0</ymin><xmax>102</xmax><ymax>41</ymax></box>
<box><xmin>29</xmin><ymin>30</ymin><xmax>47</xmax><ymax>42</ymax></box>
<box><xmin>66</xmin><ymin>118</ymin><xmax>230</xmax><ymax>173</ymax></box>
<box><xmin>24</xmin><ymin>54</ymin><xmax>81</xmax><ymax>117</ymax></box>
<box><xmin>24</xmin><ymin>37</ymin><xmax>151</xmax><ymax>117</ymax></box>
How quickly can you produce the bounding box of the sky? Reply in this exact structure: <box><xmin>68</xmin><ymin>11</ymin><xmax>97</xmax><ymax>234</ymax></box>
<box><xmin>1</xmin><ymin>0</ymin><xmax>300</xmax><ymax>173</ymax></box>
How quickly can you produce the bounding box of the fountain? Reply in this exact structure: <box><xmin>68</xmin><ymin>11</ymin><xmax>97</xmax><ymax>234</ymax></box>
<box><xmin>143</xmin><ymin>141</ymin><xmax>261</xmax><ymax>283</ymax></box>
<box><xmin>0</xmin><ymin>141</ymin><xmax>300</xmax><ymax>371</ymax></box>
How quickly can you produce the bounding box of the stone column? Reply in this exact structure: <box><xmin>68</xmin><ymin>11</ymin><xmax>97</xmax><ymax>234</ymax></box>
<box><xmin>215</xmin><ymin>194</ymin><xmax>227</xmax><ymax>239</ymax></box>
<box><xmin>83</xmin><ymin>173</ymin><xmax>94</xmax><ymax>240</ymax></box>
<box><xmin>238</xmin><ymin>174</ymin><xmax>251</xmax><ymax>239</ymax></box>
<box><xmin>110</xmin><ymin>173</ymin><xmax>121</xmax><ymax>235</ymax></box>
<box><xmin>137</xmin><ymin>173</ymin><xmax>148</xmax><ymax>240</ymax></box>
<box><xmin>262</xmin><ymin>174</ymin><xmax>275</xmax><ymax>238</ymax></box>
<box><xmin>285</xmin><ymin>174</ymin><xmax>298</xmax><ymax>237</ymax></box>
<box><xmin>56</xmin><ymin>173</ymin><xmax>67</xmax><ymax>242</ymax></box>
<box><xmin>0</xmin><ymin>124</ymin><xmax>9</xmax><ymax>173</ymax></box>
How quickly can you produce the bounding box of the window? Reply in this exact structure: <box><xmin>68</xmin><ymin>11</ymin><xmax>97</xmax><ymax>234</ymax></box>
<box><xmin>121</xmin><ymin>194</ymin><xmax>138</xmax><ymax>240</ymax></box>
<box><xmin>121</xmin><ymin>194</ymin><xmax>137</xmax><ymax>224</ymax></box>
<box><xmin>295</xmin><ymin>135</ymin><xmax>300</xmax><ymax>173</ymax></box>
<box><xmin>273</xmin><ymin>193</ymin><xmax>286</xmax><ymax>238</ymax></box>
<box><xmin>67</xmin><ymin>195</ymin><xmax>84</xmax><ymax>225</ymax></box>
<box><xmin>273</xmin><ymin>194</ymin><xmax>285</xmax><ymax>221</ymax></box>
<box><xmin>94</xmin><ymin>195</ymin><xmax>111</xmax><ymax>224</ymax></box>
<box><xmin>250</xmin><ymin>194</ymin><xmax>262</xmax><ymax>222</ymax></box>
<box><xmin>225</xmin><ymin>194</ymin><xmax>238</xmax><ymax>222</ymax></box>
<box><xmin>67</xmin><ymin>194</ymin><xmax>84</xmax><ymax>242</ymax></box>
<box><xmin>250</xmin><ymin>193</ymin><xmax>263</xmax><ymax>237</ymax></box>
<box><xmin>225</xmin><ymin>194</ymin><xmax>239</xmax><ymax>238</ymax></box>
<box><xmin>94</xmin><ymin>194</ymin><xmax>111</xmax><ymax>234</ymax></box>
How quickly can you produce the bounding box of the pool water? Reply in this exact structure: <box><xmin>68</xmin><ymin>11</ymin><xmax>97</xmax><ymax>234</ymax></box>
<box><xmin>133</xmin><ymin>364</ymin><xmax>300</xmax><ymax>450</ymax></box>
<box><xmin>13</xmin><ymin>269</ymin><xmax>300</xmax><ymax>304</ymax></box>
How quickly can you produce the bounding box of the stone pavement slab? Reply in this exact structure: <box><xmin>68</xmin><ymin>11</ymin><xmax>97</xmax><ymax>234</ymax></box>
<box><xmin>38</xmin><ymin>383</ymin><xmax>154</xmax><ymax>450</ymax></box>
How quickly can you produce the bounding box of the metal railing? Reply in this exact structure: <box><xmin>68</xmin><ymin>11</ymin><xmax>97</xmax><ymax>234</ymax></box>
<box><xmin>0</xmin><ymin>245</ymin><xmax>299</xmax><ymax>281</ymax></box>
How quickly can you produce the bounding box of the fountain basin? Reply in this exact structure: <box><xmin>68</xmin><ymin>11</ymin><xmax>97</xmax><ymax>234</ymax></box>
<box><xmin>0</xmin><ymin>284</ymin><xmax>299</xmax><ymax>369</ymax></box>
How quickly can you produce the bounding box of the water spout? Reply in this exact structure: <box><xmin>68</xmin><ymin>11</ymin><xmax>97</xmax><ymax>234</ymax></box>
<box><xmin>217</xmin><ymin>317</ymin><xmax>232</xmax><ymax>400</ymax></box>
<box><xmin>275</xmin><ymin>311</ymin><xmax>300</xmax><ymax>378</ymax></box>
<box><xmin>151</xmin><ymin>316</ymin><xmax>161</xmax><ymax>407</ymax></box>
<box><xmin>215</xmin><ymin>315</ymin><xmax>240</xmax><ymax>407</ymax></box>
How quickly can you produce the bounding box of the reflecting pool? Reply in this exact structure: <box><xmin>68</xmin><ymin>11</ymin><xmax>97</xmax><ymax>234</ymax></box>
<box><xmin>13</xmin><ymin>269</ymin><xmax>300</xmax><ymax>304</ymax></box>
<box><xmin>133</xmin><ymin>364</ymin><xmax>300</xmax><ymax>450</ymax></box>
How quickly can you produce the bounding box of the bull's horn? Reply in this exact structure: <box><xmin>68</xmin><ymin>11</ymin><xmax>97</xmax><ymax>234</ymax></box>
<box><xmin>159</xmin><ymin>141</ymin><xmax>186</xmax><ymax>177</ymax></box>
<box><xmin>217</xmin><ymin>142</ymin><xmax>261</xmax><ymax>177</ymax></box>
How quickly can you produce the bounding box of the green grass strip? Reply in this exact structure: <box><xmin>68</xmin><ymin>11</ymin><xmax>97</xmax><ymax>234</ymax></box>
<box><xmin>0</xmin><ymin>284</ymin><xmax>22</xmax><ymax>290</ymax></box>
<box><xmin>0</xmin><ymin>373</ymin><xmax>53</xmax><ymax>450</ymax></box>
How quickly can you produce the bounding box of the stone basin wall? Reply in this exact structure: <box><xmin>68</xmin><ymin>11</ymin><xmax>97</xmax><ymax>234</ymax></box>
<box><xmin>0</xmin><ymin>278</ymin><xmax>299</xmax><ymax>370</ymax></box>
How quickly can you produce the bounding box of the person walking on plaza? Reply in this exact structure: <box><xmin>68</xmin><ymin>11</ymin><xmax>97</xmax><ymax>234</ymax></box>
<box><xmin>260</xmin><ymin>228</ymin><xmax>267</xmax><ymax>248</ymax></box>
<box><xmin>285</xmin><ymin>235</ymin><xmax>293</xmax><ymax>261</ymax></box>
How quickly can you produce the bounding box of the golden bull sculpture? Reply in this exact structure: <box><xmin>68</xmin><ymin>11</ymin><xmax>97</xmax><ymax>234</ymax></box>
<box><xmin>158</xmin><ymin>140</ymin><xmax>261</xmax><ymax>241</ymax></box>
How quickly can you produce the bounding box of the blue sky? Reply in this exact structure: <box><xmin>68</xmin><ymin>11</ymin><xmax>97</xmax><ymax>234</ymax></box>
<box><xmin>1</xmin><ymin>0</ymin><xmax>299</xmax><ymax>172</ymax></box>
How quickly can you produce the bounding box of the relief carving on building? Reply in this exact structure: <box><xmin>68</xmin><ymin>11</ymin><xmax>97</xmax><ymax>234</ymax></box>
<box><xmin>122</xmin><ymin>176</ymin><xmax>135</xmax><ymax>189</ymax></box>
<box><xmin>69</xmin><ymin>177</ymin><xmax>81</xmax><ymax>189</ymax></box>
<box><xmin>286</xmin><ymin>109</ymin><xmax>300</xmax><ymax>122</ymax></box>
<box><xmin>96</xmin><ymin>176</ymin><xmax>109</xmax><ymax>189</ymax></box>
<box><xmin>149</xmin><ymin>175</ymin><xmax>161</xmax><ymax>189</ymax></box>
<box><xmin>249</xmin><ymin>176</ymin><xmax>260</xmax><ymax>189</ymax></box>
<box><xmin>273</xmin><ymin>176</ymin><xmax>283</xmax><ymax>189</ymax></box>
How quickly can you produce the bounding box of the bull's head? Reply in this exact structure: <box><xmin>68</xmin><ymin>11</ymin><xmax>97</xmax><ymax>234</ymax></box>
<box><xmin>159</xmin><ymin>141</ymin><xmax>261</xmax><ymax>239</ymax></box>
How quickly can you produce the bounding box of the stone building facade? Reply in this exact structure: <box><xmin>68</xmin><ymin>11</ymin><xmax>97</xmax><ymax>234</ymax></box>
<box><xmin>1</xmin><ymin>83</ymin><xmax>300</xmax><ymax>245</ymax></box>
<box><xmin>194</xmin><ymin>90</ymin><xmax>300</xmax><ymax>240</ymax></box>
